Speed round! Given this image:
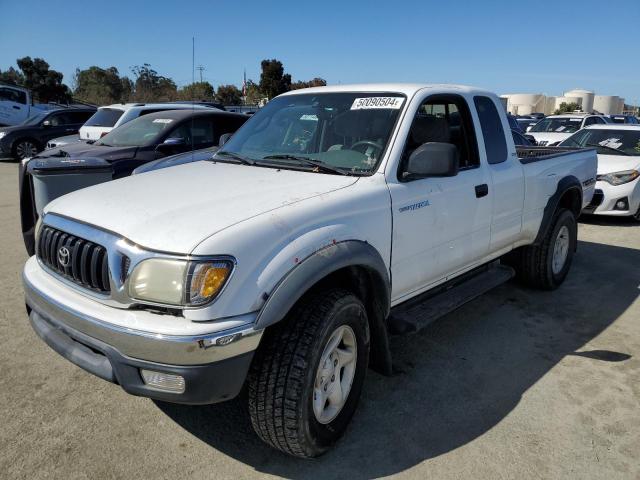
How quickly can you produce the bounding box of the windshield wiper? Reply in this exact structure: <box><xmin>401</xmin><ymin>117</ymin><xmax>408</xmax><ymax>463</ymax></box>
<box><xmin>586</xmin><ymin>143</ymin><xmax>631</xmax><ymax>155</ymax></box>
<box><xmin>213</xmin><ymin>151</ymin><xmax>256</xmax><ymax>165</ymax></box>
<box><xmin>262</xmin><ymin>154</ymin><xmax>350</xmax><ymax>175</ymax></box>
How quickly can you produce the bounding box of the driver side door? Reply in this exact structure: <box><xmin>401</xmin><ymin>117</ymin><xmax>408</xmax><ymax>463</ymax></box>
<box><xmin>387</xmin><ymin>93</ymin><xmax>492</xmax><ymax>303</ymax></box>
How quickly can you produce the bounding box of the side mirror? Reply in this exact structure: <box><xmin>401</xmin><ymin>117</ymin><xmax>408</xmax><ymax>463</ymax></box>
<box><xmin>219</xmin><ymin>132</ymin><xmax>232</xmax><ymax>147</ymax></box>
<box><xmin>42</xmin><ymin>120</ymin><xmax>51</xmax><ymax>127</ymax></box>
<box><xmin>404</xmin><ymin>142</ymin><xmax>459</xmax><ymax>180</ymax></box>
<box><xmin>156</xmin><ymin>137</ymin><xmax>186</xmax><ymax>154</ymax></box>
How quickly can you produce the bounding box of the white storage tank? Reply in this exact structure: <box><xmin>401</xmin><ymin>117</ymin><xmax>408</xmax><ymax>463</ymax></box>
<box><xmin>564</xmin><ymin>89</ymin><xmax>595</xmax><ymax>113</ymax></box>
<box><xmin>593</xmin><ymin>95</ymin><xmax>620</xmax><ymax>115</ymax></box>
<box><xmin>617</xmin><ymin>98</ymin><xmax>625</xmax><ymax>114</ymax></box>
<box><xmin>502</xmin><ymin>93</ymin><xmax>546</xmax><ymax>115</ymax></box>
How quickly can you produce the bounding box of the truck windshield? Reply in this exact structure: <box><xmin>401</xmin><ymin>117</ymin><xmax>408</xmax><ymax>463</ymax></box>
<box><xmin>530</xmin><ymin>117</ymin><xmax>583</xmax><ymax>133</ymax></box>
<box><xmin>216</xmin><ymin>92</ymin><xmax>406</xmax><ymax>175</ymax></box>
<box><xmin>96</xmin><ymin>114</ymin><xmax>175</xmax><ymax>147</ymax></box>
<box><xmin>560</xmin><ymin>129</ymin><xmax>640</xmax><ymax>156</ymax></box>
<box><xmin>84</xmin><ymin>108</ymin><xmax>124</xmax><ymax>127</ymax></box>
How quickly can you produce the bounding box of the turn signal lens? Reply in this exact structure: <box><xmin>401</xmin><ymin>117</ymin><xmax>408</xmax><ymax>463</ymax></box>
<box><xmin>187</xmin><ymin>261</ymin><xmax>233</xmax><ymax>306</ymax></box>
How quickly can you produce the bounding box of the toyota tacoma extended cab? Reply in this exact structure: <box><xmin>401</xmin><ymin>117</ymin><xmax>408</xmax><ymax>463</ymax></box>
<box><xmin>23</xmin><ymin>84</ymin><xmax>597</xmax><ymax>458</ymax></box>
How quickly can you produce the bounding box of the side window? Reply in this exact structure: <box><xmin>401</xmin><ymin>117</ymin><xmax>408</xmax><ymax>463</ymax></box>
<box><xmin>474</xmin><ymin>96</ymin><xmax>508</xmax><ymax>164</ymax></box>
<box><xmin>584</xmin><ymin>116</ymin><xmax>602</xmax><ymax>126</ymax></box>
<box><xmin>0</xmin><ymin>87</ymin><xmax>26</xmax><ymax>104</ymax></box>
<box><xmin>190</xmin><ymin>118</ymin><xmax>215</xmax><ymax>146</ymax></box>
<box><xmin>47</xmin><ymin>113</ymin><xmax>68</xmax><ymax>126</ymax></box>
<box><xmin>166</xmin><ymin>118</ymin><xmax>215</xmax><ymax>147</ymax></box>
<box><xmin>401</xmin><ymin>95</ymin><xmax>479</xmax><ymax>177</ymax></box>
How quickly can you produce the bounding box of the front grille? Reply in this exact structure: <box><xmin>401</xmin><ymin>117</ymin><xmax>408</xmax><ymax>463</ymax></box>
<box><xmin>37</xmin><ymin>226</ymin><xmax>111</xmax><ymax>293</ymax></box>
<box><xmin>537</xmin><ymin>140</ymin><xmax>548</xmax><ymax>146</ymax></box>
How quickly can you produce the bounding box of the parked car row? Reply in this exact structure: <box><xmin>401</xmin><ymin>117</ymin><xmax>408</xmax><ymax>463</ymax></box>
<box><xmin>19</xmin><ymin>108</ymin><xmax>248</xmax><ymax>254</ymax></box>
<box><xmin>0</xmin><ymin>107</ymin><xmax>96</xmax><ymax>159</ymax></box>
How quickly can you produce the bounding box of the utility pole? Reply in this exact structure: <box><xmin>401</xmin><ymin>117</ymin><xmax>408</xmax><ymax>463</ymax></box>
<box><xmin>196</xmin><ymin>65</ymin><xmax>205</xmax><ymax>83</ymax></box>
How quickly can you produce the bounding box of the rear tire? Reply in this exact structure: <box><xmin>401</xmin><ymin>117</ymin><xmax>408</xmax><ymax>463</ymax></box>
<box><xmin>247</xmin><ymin>288</ymin><xmax>369</xmax><ymax>458</ymax></box>
<box><xmin>509</xmin><ymin>208</ymin><xmax>577</xmax><ymax>290</ymax></box>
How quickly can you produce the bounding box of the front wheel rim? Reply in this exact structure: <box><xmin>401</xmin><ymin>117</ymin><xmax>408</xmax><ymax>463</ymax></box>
<box><xmin>312</xmin><ymin>325</ymin><xmax>357</xmax><ymax>424</ymax></box>
<box><xmin>16</xmin><ymin>141</ymin><xmax>37</xmax><ymax>159</ymax></box>
<box><xmin>552</xmin><ymin>225</ymin><xmax>570</xmax><ymax>274</ymax></box>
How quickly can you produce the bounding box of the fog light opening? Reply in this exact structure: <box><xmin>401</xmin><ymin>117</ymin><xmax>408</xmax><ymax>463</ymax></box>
<box><xmin>614</xmin><ymin>198</ymin><xmax>629</xmax><ymax>211</ymax></box>
<box><xmin>140</xmin><ymin>369</ymin><xmax>185</xmax><ymax>393</ymax></box>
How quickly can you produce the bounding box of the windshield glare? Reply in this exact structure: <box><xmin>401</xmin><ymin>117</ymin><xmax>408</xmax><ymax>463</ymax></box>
<box><xmin>97</xmin><ymin>114</ymin><xmax>176</xmax><ymax>147</ymax></box>
<box><xmin>530</xmin><ymin>117</ymin><xmax>583</xmax><ymax>133</ymax></box>
<box><xmin>217</xmin><ymin>92</ymin><xmax>406</xmax><ymax>174</ymax></box>
<box><xmin>560</xmin><ymin>129</ymin><xmax>640</xmax><ymax>156</ymax></box>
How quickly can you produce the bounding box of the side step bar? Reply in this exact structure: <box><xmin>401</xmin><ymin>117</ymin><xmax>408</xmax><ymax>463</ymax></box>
<box><xmin>388</xmin><ymin>263</ymin><xmax>515</xmax><ymax>335</ymax></box>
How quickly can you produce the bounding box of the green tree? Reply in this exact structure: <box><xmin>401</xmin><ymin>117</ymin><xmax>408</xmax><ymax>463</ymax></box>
<box><xmin>215</xmin><ymin>84</ymin><xmax>242</xmax><ymax>105</ymax></box>
<box><xmin>73</xmin><ymin>66</ymin><xmax>132</xmax><ymax>105</ymax></box>
<box><xmin>14</xmin><ymin>57</ymin><xmax>71</xmax><ymax>103</ymax></box>
<box><xmin>130</xmin><ymin>64</ymin><xmax>177</xmax><ymax>102</ymax></box>
<box><xmin>0</xmin><ymin>66</ymin><xmax>25</xmax><ymax>86</ymax></box>
<box><xmin>259</xmin><ymin>59</ymin><xmax>291</xmax><ymax>99</ymax></box>
<box><xmin>244</xmin><ymin>80</ymin><xmax>263</xmax><ymax>105</ymax></box>
<box><xmin>290</xmin><ymin>77</ymin><xmax>327</xmax><ymax>90</ymax></box>
<box><xmin>554</xmin><ymin>102</ymin><xmax>581</xmax><ymax>115</ymax></box>
<box><xmin>177</xmin><ymin>81</ymin><xmax>215</xmax><ymax>101</ymax></box>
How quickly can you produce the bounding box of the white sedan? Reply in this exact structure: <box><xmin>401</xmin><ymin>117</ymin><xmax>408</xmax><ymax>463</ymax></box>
<box><xmin>560</xmin><ymin>125</ymin><xmax>640</xmax><ymax>220</ymax></box>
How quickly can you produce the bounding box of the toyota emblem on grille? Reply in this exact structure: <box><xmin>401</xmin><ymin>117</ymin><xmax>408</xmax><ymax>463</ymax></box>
<box><xmin>57</xmin><ymin>246</ymin><xmax>71</xmax><ymax>267</ymax></box>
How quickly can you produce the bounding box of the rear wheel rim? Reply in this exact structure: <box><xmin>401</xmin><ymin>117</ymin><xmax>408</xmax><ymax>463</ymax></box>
<box><xmin>16</xmin><ymin>141</ymin><xmax>37</xmax><ymax>159</ymax></box>
<box><xmin>552</xmin><ymin>225</ymin><xmax>570</xmax><ymax>274</ymax></box>
<box><xmin>312</xmin><ymin>325</ymin><xmax>357</xmax><ymax>424</ymax></box>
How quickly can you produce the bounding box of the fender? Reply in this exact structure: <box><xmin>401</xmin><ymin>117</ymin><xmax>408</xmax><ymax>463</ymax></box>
<box><xmin>255</xmin><ymin>240</ymin><xmax>393</xmax><ymax>375</ymax></box>
<box><xmin>533</xmin><ymin>175</ymin><xmax>582</xmax><ymax>245</ymax></box>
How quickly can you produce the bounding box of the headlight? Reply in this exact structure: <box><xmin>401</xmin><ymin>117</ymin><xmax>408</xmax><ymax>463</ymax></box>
<box><xmin>0</xmin><ymin>132</ymin><xmax>6</xmax><ymax>140</ymax></box>
<box><xmin>597</xmin><ymin>170</ymin><xmax>640</xmax><ymax>186</ymax></box>
<box><xmin>128</xmin><ymin>258</ymin><xmax>233</xmax><ymax>307</ymax></box>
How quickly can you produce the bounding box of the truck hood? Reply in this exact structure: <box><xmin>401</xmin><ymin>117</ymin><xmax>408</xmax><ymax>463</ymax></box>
<box><xmin>33</xmin><ymin>142</ymin><xmax>138</xmax><ymax>162</ymax></box>
<box><xmin>529</xmin><ymin>131</ymin><xmax>573</xmax><ymax>145</ymax></box>
<box><xmin>44</xmin><ymin>161</ymin><xmax>358</xmax><ymax>253</ymax></box>
<box><xmin>596</xmin><ymin>154</ymin><xmax>640</xmax><ymax>175</ymax></box>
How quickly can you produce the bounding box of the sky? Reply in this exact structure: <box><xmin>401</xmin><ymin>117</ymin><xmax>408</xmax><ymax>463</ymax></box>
<box><xmin>1</xmin><ymin>0</ymin><xmax>639</xmax><ymax>103</ymax></box>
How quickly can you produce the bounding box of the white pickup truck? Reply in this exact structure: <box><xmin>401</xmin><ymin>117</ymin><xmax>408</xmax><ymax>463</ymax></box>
<box><xmin>23</xmin><ymin>84</ymin><xmax>597</xmax><ymax>458</ymax></box>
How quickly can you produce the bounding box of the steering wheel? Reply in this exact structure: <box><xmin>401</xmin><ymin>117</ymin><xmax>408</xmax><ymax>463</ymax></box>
<box><xmin>351</xmin><ymin>140</ymin><xmax>384</xmax><ymax>157</ymax></box>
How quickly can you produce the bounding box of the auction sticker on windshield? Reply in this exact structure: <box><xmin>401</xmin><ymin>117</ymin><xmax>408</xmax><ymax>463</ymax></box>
<box><xmin>351</xmin><ymin>97</ymin><xmax>404</xmax><ymax>110</ymax></box>
<box><xmin>152</xmin><ymin>119</ymin><xmax>173</xmax><ymax>124</ymax></box>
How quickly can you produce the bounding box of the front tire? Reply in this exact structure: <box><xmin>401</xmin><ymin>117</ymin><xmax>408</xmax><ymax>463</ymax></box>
<box><xmin>247</xmin><ymin>289</ymin><xmax>370</xmax><ymax>458</ymax></box>
<box><xmin>511</xmin><ymin>208</ymin><xmax>577</xmax><ymax>290</ymax></box>
<box><xmin>13</xmin><ymin>139</ymin><xmax>40</xmax><ymax>160</ymax></box>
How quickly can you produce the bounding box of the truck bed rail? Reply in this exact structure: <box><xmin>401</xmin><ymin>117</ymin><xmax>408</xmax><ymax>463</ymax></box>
<box><xmin>517</xmin><ymin>146</ymin><xmax>595</xmax><ymax>164</ymax></box>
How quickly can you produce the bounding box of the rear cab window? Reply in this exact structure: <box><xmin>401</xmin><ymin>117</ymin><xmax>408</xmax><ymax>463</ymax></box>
<box><xmin>474</xmin><ymin>96</ymin><xmax>508</xmax><ymax>164</ymax></box>
<box><xmin>84</xmin><ymin>108</ymin><xmax>124</xmax><ymax>127</ymax></box>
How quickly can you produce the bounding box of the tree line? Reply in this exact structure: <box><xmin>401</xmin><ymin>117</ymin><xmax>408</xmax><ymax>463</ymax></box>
<box><xmin>0</xmin><ymin>57</ymin><xmax>326</xmax><ymax>106</ymax></box>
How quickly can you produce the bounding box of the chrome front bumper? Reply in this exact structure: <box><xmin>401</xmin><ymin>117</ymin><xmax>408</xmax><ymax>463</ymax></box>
<box><xmin>23</xmin><ymin>258</ymin><xmax>263</xmax><ymax>366</ymax></box>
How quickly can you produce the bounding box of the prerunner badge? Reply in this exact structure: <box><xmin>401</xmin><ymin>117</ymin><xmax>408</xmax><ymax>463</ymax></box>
<box><xmin>351</xmin><ymin>97</ymin><xmax>404</xmax><ymax>110</ymax></box>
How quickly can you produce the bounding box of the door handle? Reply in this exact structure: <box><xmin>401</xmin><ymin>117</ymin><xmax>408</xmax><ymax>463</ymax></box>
<box><xmin>475</xmin><ymin>184</ymin><xmax>489</xmax><ymax>198</ymax></box>
<box><xmin>12</xmin><ymin>106</ymin><xmax>20</xmax><ymax>110</ymax></box>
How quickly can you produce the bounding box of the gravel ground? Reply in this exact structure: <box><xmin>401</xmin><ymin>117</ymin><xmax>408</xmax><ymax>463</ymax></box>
<box><xmin>0</xmin><ymin>160</ymin><xmax>638</xmax><ymax>479</ymax></box>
